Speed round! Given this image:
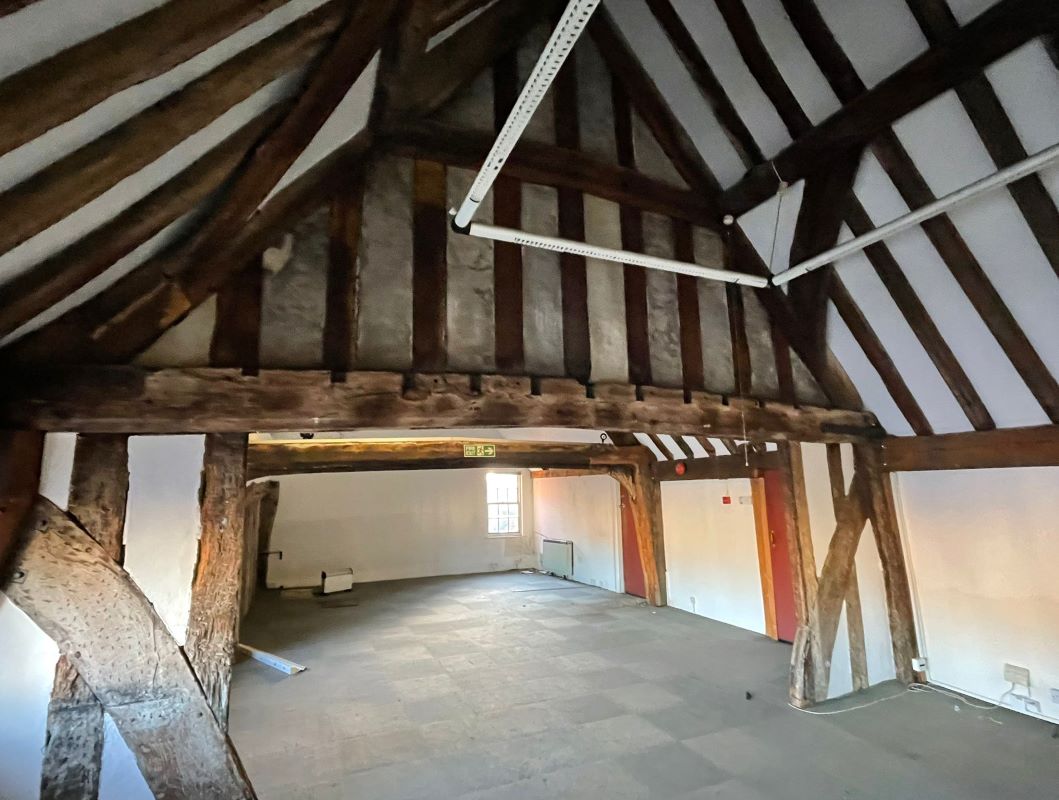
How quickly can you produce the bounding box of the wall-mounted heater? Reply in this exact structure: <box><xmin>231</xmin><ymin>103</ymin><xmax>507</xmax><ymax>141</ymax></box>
<box><xmin>448</xmin><ymin>0</ymin><xmax>769</xmax><ymax>290</ymax></box>
<box><xmin>541</xmin><ymin>538</ymin><xmax>574</xmax><ymax>578</ymax></box>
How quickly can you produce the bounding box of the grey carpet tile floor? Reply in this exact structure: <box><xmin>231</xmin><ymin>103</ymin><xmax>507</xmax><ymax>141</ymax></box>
<box><xmin>230</xmin><ymin>571</ymin><xmax>1059</xmax><ymax>799</ymax></box>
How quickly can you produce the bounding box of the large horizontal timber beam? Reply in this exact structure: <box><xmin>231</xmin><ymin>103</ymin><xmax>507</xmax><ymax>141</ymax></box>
<box><xmin>881</xmin><ymin>425</ymin><xmax>1059</xmax><ymax>472</ymax></box>
<box><xmin>720</xmin><ymin>0</ymin><xmax>1059</xmax><ymax>216</ymax></box>
<box><xmin>0</xmin><ymin>368</ymin><xmax>884</xmax><ymax>441</ymax></box>
<box><xmin>247</xmin><ymin>439</ymin><xmax>650</xmax><ymax>479</ymax></box>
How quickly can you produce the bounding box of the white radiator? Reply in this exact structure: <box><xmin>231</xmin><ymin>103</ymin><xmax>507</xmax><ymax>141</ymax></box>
<box><xmin>320</xmin><ymin>568</ymin><xmax>354</xmax><ymax>594</ymax></box>
<box><xmin>541</xmin><ymin>539</ymin><xmax>573</xmax><ymax>578</ymax></box>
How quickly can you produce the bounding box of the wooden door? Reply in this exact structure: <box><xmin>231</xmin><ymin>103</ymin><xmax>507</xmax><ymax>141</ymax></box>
<box><xmin>762</xmin><ymin>470</ymin><xmax>798</xmax><ymax>643</ymax></box>
<box><xmin>619</xmin><ymin>485</ymin><xmax>646</xmax><ymax>598</ymax></box>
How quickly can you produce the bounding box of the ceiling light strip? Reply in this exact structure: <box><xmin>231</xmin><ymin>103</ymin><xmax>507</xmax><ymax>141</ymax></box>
<box><xmin>467</xmin><ymin>223</ymin><xmax>770</xmax><ymax>288</ymax></box>
<box><xmin>452</xmin><ymin>0</ymin><xmax>601</xmax><ymax>228</ymax></box>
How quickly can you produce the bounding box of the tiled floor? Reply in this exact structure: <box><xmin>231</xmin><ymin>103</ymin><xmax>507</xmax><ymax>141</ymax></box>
<box><xmin>230</xmin><ymin>571</ymin><xmax>1059</xmax><ymax>799</ymax></box>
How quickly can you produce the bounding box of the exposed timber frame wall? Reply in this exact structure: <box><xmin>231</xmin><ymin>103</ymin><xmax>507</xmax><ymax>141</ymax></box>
<box><xmin>781</xmin><ymin>441</ymin><xmax>920</xmax><ymax>706</ymax></box>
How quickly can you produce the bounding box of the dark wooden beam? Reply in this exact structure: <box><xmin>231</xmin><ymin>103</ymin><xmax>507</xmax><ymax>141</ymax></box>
<box><xmin>0</xmin><ymin>111</ymin><xmax>278</xmax><ymax>342</ymax></box>
<box><xmin>247</xmin><ymin>439</ymin><xmax>648</xmax><ymax>479</ymax></box>
<box><xmin>185</xmin><ymin>434</ymin><xmax>248</xmax><ymax>729</ymax></box>
<box><xmin>722</xmin><ymin>0</ymin><xmax>1059</xmax><ymax>215</ymax></box>
<box><xmin>652</xmin><ymin>451</ymin><xmax>779</xmax><ymax>482</ymax></box>
<box><xmin>783</xmin><ymin>0</ymin><xmax>1059</xmax><ymax>424</ymax></box>
<box><xmin>492</xmin><ymin>49</ymin><xmax>525</xmax><ymax>373</ymax></box>
<box><xmin>0</xmin><ymin>0</ymin><xmax>41</xmax><ymax>18</ymax></box>
<box><xmin>644</xmin><ymin>0</ymin><xmax>762</xmax><ymax>168</ymax></box>
<box><xmin>589</xmin><ymin>7</ymin><xmax>720</xmax><ymax>196</ymax></box>
<box><xmin>553</xmin><ymin>44</ymin><xmax>592</xmax><ymax>384</ymax></box>
<box><xmin>844</xmin><ymin>200</ymin><xmax>995</xmax><ymax>431</ymax></box>
<box><xmin>1</xmin><ymin>367</ymin><xmax>885</xmax><ymax>442</ymax></box>
<box><xmin>674</xmin><ymin>220</ymin><xmax>705</xmax><ymax>393</ymax></box>
<box><xmin>412</xmin><ymin>159</ymin><xmax>449</xmax><ymax>371</ymax></box>
<box><xmin>787</xmin><ymin>148</ymin><xmax>862</xmax><ymax>355</ymax></box>
<box><xmin>5</xmin><ymin>131</ymin><xmax>371</xmax><ymax>366</ymax></box>
<box><xmin>9</xmin><ymin>498</ymin><xmax>256</xmax><ymax>798</ymax></box>
<box><xmin>324</xmin><ymin>178</ymin><xmax>364</xmax><ymax>373</ymax></box>
<box><xmin>383</xmin><ymin>121</ymin><xmax>722</xmax><ymax>227</ymax></box>
<box><xmin>856</xmin><ymin>443</ymin><xmax>919</xmax><ymax>684</ymax></box>
<box><xmin>0</xmin><ymin>430</ymin><xmax>42</xmax><ymax>586</ymax></box>
<box><xmin>0</xmin><ymin>2</ymin><xmax>343</xmax><ymax>260</ymax></box>
<box><xmin>882</xmin><ymin>425</ymin><xmax>1059</xmax><ymax>471</ymax></box>
<box><xmin>905</xmin><ymin>0</ymin><xmax>1059</xmax><ymax>280</ymax></box>
<box><xmin>612</xmin><ymin>80</ymin><xmax>652</xmax><ymax>386</ymax></box>
<box><xmin>388</xmin><ymin>0</ymin><xmax>562</xmax><ymax>121</ymax></box>
<box><xmin>432</xmin><ymin>0</ymin><xmax>497</xmax><ymax>34</ymax></box>
<box><xmin>830</xmin><ymin>279</ymin><xmax>933</xmax><ymax>436</ymax></box>
<box><xmin>211</xmin><ymin>259</ymin><xmax>264</xmax><ymax>372</ymax></box>
<box><xmin>0</xmin><ymin>0</ymin><xmax>291</xmax><ymax>158</ymax></box>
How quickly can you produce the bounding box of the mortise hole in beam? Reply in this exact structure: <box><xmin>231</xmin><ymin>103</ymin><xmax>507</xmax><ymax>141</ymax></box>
<box><xmin>469</xmin><ymin>374</ymin><xmax>482</xmax><ymax>395</ymax></box>
<box><xmin>635</xmin><ymin>385</ymin><xmax>644</xmax><ymax>401</ymax></box>
<box><xmin>530</xmin><ymin>376</ymin><xmax>541</xmax><ymax>396</ymax></box>
<box><xmin>328</xmin><ymin>370</ymin><xmax>347</xmax><ymax>384</ymax></box>
<box><xmin>585</xmin><ymin>383</ymin><xmax>595</xmax><ymax>399</ymax></box>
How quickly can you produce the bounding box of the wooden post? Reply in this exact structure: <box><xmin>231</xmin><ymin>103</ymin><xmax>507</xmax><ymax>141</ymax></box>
<box><xmin>856</xmin><ymin>442</ymin><xmax>920</xmax><ymax>684</ymax></box>
<box><xmin>750</xmin><ymin>477</ymin><xmax>778</xmax><ymax>640</ymax></box>
<box><xmin>9</xmin><ymin>498</ymin><xmax>256</xmax><ymax>799</ymax></box>
<box><xmin>0</xmin><ymin>429</ymin><xmax>43</xmax><ymax>586</ymax></box>
<box><xmin>611</xmin><ymin>463</ymin><xmax>667</xmax><ymax>608</ymax></box>
<box><xmin>185</xmin><ymin>434</ymin><xmax>249</xmax><ymax>729</ymax></box>
<box><xmin>41</xmin><ymin>434</ymin><xmax>129</xmax><ymax>800</ymax></box>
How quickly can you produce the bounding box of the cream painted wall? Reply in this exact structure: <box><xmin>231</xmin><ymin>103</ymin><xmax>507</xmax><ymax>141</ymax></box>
<box><xmin>895</xmin><ymin>466</ymin><xmax>1059</xmax><ymax>723</ymax></box>
<box><xmin>661</xmin><ymin>478</ymin><xmax>766</xmax><ymax>635</ymax></box>
<box><xmin>0</xmin><ymin>434</ymin><xmax>205</xmax><ymax>799</ymax></box>
<box><xmin>800</xmin><ymin>443</ymin><xmax>896</xmax><ymax>699</ymax></box>
<box><xmin>531</xmin><ymin>475</ymin><xmax>623</xmax><ymax>592</ymax></box>
<box><xmin>264</xmin><ymin>468</ymin><xmax>537</xmax><ymax>587</ymax></box>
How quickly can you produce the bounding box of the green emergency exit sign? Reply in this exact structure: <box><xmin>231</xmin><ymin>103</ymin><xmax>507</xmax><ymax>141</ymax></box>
<box><xmin>463</xmin><ymin>443</ymin><xmax>497</xmax><ymax>458</ymax></box>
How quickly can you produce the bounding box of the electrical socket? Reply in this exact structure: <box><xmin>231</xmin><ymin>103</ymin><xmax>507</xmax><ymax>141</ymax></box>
<box><xmin>1050</xmin><ymin>688</ymin><xmax>1059</xmax><ymax>705</ymax></box>
<box><xmin>1003</xmin><ymin>663</ymin><xmax>1031</xmax><ymax>687</ymax></box>
<box><xmin>911</xmin><ymin>657</ymin><xmax>928</xmax><ymax>673</ymax></box>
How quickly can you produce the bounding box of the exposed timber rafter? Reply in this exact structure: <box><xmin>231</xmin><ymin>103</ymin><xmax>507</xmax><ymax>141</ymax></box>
<box><xmin>721</xmin><ymin>0</ymin><xmax>1059</xmax><ymax>215</ymax></box>
<box><xmin>0</xmin><ymin>367</ymin><xmax>884</xmax><ymax>442</ymax></box>
<box><xmin>0</xmin><ymin>0</ymin><xmax>292</xmax><ymax>158</ymax></box>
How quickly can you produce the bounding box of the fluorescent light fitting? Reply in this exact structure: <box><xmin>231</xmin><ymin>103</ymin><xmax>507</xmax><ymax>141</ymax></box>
<box><xmin>452</xmin><ymin>0</ymin><xmax>601</xmax><ymax>228</ymax></box>
<box><xmin>774</xmin><ymin>140</ymin><xmax>1059</xmax><ymax>286</ymax></box>
<box><xmin>467</xmin><ymin>223</ymin><xmax>769</xmax><ymax>288</ymax></box>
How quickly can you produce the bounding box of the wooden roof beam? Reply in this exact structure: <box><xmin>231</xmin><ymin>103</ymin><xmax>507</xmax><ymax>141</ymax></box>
<box><xmin>0</xmin><ymin>367</ymin><xmax>884</xmax><ymax>442</ymax></box>
<box><xmin>0</xmin><ymin>0</ymin><xmax>293</xmax><ymax>157</ymax></box>
<box><xmin>881</xmin><ymin>425</ymin><xmax>1059</xmax><ymax>471</ymax></box>
<box><xmin>722</xmin><ymin>0</ymin><xmax>1059</xmax><ymax>215</ymax></box>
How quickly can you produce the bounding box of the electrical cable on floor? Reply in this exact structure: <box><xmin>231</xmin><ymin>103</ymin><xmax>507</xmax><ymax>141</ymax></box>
<box><xmin>788</xmin><ymin>681</ymin><xmax>1016</xmax><ymax>717</ymax></box>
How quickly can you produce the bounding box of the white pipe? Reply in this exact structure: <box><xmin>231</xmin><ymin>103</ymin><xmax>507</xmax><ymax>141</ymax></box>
<box><xmin>452</xmin><ymin>0</ymin><xmax>601</xmax><ymax>228</ymax></box>
<box><xmin>467</xmin><ymin>223</ymin><xmax>770</xmax><ymax>288</ymax></box>
<box><xmin>773</xmin><ymin>140</ymin><xmax>1059</xmax><ymax>286</ymax></box>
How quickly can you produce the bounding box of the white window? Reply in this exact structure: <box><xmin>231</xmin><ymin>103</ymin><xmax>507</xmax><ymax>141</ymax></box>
<box><xmin>486</xmin><ymin>472</ymin><xmax>521</xmax><ymax>536</ymax></box>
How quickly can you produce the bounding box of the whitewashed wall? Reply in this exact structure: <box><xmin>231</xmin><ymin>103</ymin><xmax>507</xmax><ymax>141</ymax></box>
<box><xmin>661</xmin><ymin>478</ymin><xmax>766</xmax><ymax>635</ymax></box>
<box><xmin>531</xmin><ymin>475</ymin><xmax>623</xmax><ymax>592</ymax></box>
<box><xmin>263</xmin><ymin>469</ymin><xmax>536</xmax><ymax>587</ymax></box>
<box><xmin>895</xmin><ymin>466</ymin><xmax>1059</xmax><ymax>723</ymax></box>
<box><xmin>0</xmin><ymin>434</ymin><xmax>206</xmax><ymax>800</ymax></box>
<box><xmin>800</xmin><ymin>443</ymin><xmax>896</xmax><ymax>699</ymax></box>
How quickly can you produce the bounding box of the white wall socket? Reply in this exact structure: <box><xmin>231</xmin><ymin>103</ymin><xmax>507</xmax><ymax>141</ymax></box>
<box><xmin>1050</xmin><ymin>688</ymin><xmax>1059</xmax><ymax>704</ymax></box>
<box><xmin>1003</xmin><ymin>662</ymin><xmax>1031</xmax><ymax>687</ymax></box>
<box><xmin>911</xmin><ymin>657</ymin><xmax>927</xmax><ymax>672</ymax></box>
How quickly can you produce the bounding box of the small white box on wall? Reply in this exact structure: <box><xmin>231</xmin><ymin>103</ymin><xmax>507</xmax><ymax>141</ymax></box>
<box><xmin>321</xmin><ymin>568</ymin><xmax>354</xmax><ymax>594</ymax></box>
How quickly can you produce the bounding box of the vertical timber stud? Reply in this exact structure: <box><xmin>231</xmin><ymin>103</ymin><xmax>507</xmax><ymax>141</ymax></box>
<box><xmin>185</xmin><ymin>434</ymin><xmax>249</xmax><ymax>728</ymax></box>
<box><xmin>211</xmin><ymin>257</ymin><xmax>263</xmax><ymax>371</ymax></box>
<box><xmin>553</xmin><ymin>36</ymin><xmax>591</xmax><ymax>383</ymax></box>
<box><xmin>825</xmin><ymin>444</ymin><xmax>869</xmax><ymax>692</ymax></box>
<box><xmin>855</xmin><ymin>442</ymin><xmax>920</xmax><ymax>684</ymax></box>
<box><xmin>412</xmin><ymin>159</ymin><xmax>448</xmax><ymax>372</ymax></box>
<box><xmin>776</xmin><ymin>442</ymin><xmax>823</xmax><ymax>707</ymax></box>
<box><xmin>325</xmin><ymin>175</ymin><xmax>364</xmax><ymax>373</ymax></box>
<box><xmin>612</xmin><ymin>78</ymin><xmax>651</xmax><ymax>386</ymax></box>
<box><xmin>492</xmin><ymin>48</ymin><xmax>525</xmax><ymax>373</ymax></box>
<box><xmin>0</xmin><ymin>429</ymin><xmax>43</xmax><ymax>585</ymax></box>
<box><xmin>673</xmin><ymin>218</ymin><xmax>705</xmax><ymax>392</ymax></box>
<box><xmin>10</xmin><ymin>499</ymin><xmax>257</xmax><ymax>799</ymax></box>
<box><xmin>611</xmin><ymin>462</ymin><xmax>667</xmax><ymax>607</ymax></box>
<box><xmin>41</xmin><ymin>434</ymin><xmax>130</xmax><ymax>800</ymax></box>
<box><xmin>751</xmin><ymin>476</ymin><xmax>778</xmax><ymax>639</ymax></box>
